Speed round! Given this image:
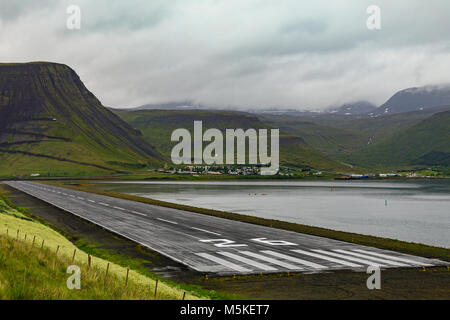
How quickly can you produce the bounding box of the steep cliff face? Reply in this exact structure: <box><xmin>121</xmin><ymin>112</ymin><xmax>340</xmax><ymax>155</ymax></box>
<box><xmin>0</xmin><ymin>62</ymin><xmax>162</xmax><ymax>176</ymax></box>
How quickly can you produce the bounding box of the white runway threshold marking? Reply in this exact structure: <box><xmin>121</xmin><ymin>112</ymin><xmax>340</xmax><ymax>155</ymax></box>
<box><xmin>196</xmin><ymin>253</ymin><xmax>251</xmax><ymax>272</ymax></box>
<box><xmin>333</xmin><ymin>249</ymin><xmax>409</xmax><ymax>267</ymax></box>
<box><xmin>352</xmin><ymin>249</ymin><xmax>434</xmax><ymax>267</ymax></box>
<box><xmin>312</xmin><ymin>249</ymin><xmax>385</xmax><ymax>267</ymax></box>
<box><xmin>217</xmin><ymin>251</ymin><xmax>277</xmax><ymax>271</ymax></box>
<box><xmin>261</xmin><ymin>250</ymin><xmax>327</xmax><ymax>269</ymax></box>
<box><xmin>239</xmin><ymin>251</ymin><xmax>303</xmax><ymax>270</ymax></box>
<box><xmin>291</xmin><ymin>249</ymin><xmax>362</xmax><ymax>267</ymax></box>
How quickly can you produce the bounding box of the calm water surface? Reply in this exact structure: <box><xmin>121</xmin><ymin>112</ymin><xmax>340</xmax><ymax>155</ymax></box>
<box><xmin>88</xmin><ymin>180</ymin><xmax>450</xmax><ymax>248</ymax></box>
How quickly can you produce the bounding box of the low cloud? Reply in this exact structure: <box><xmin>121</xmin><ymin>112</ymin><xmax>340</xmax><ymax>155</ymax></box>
<box><xmin>1</xmin><ymin>0</ymin><xmax>450</xmax><ymax>110</ymax></box>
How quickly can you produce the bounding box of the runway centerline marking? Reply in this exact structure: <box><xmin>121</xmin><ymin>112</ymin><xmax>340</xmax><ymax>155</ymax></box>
<box><xmin>191</xmin><ymin>227</ymin><xmax>222</xmax><ymax>236</ymax></box>
<box><xmin>157</xmin><ymin>218</ymin><xmax>178</xmax><ymax>225</ymax></box>
<box><xmin>99</xmin><ymin>202</ymin><xmax>109</xmax><ymax>207</ymax></box>
<box><xmin>218</xmin><ymin>252</ymin><xmax>277</xmax><ymax>271</ymax></box>
<box><xmin>113</xmin><ymin>206</ymin><xmax>126</xmax><ymax>211</ymax></box>
<box><xmin>291</xmin><ymin>249</ymin><xmax>362</xmax><ymax>268</ymax></box>
<box><xmin>131</xmin><ymin>211</ymin><xmax>147</xmax><ymax>216</ymax></box>
<box><xmin>196</xmin><ymin>253</ymin><xmax>251</xmax><ymax>272</ymax></box>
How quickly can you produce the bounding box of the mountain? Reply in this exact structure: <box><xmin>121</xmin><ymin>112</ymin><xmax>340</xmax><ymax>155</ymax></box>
<box><xmin>113</xmin><ymin>109</ymin><xmax>348</xmax><ymax>171</ymax></box>
<box><xmin>377</xmin><ymin>85</ymin><xmax>450</xmax><ymax>114</ymax></box>
<box><xmin>0</xmin><ymin>62</ymin><xmax>162</xmax><ymax>177</ymax></box>
<box><xmin>328</xmin><ymin>101</ymin><xmax>377</xmax><ymax>115</ymax></box>
<box><xmin>345</xmin><ymin>110</ymin><xmax>450</xmax><ymax>168</ymax></box>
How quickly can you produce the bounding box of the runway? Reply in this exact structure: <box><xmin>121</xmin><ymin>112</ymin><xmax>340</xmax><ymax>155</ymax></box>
<box><xmin>5</xmin><ymin>181</ymin><xmax>447</xmax><ymax>276</ymax></box>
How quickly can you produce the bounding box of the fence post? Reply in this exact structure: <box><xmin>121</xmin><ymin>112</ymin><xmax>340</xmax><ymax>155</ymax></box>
<box><xmin>182</xmin><ymin>292</ymin><xmax>186</xmax><ymax>300</ymax></box>
<box><xmin>125</xmin><ymin>268</ymin><xmax>129</xmax><ymax>287</ymax></box>
<box><xmin>17</xmin><ymin>230</ymin><xmax>19</xmax><ymax>239</ymax></box>
<box><xmin>105</xmin><ymin>263</ymin><xmax>110</xmax><ymax>282</ymax></box>
<box><xmin>41</xmin><ymin>239</ymin><xmax>45</xmax><ymax>248</ymax></box>
<box><xmin>32</xmin><ymin>235</ymin><xmax>36</xmax><ymax>246</ymax></box>
<box><xmin>72</xmin><ymin>249</ymin><xmax>76</xmax><ymax>263</ymax></box>
<box><xmin>154</xmin><ymin>280</ymin><xmax>158</xmax><ymax>299</ymax></box>
<box><xmin>88</xmin><ymin>255</ymin><xmax>91</xmax><ymax>269</ymax></box>
<box><xmin>56</xmin><ymin>245</ymin><xmax>60</xmax><ymax>255</ymax></box>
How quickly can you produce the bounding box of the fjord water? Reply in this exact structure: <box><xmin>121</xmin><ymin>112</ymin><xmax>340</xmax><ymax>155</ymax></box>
<box><xmin>90</xmin><ymin>180</ymin><xmax>450</xmax><ymax>248</ymax></box>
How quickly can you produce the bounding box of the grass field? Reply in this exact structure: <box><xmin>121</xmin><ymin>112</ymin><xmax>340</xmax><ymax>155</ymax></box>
<box><xmin>0</xmin><ymin>196</ymin><xmax>204</xmax><ymax>300</ymax></box>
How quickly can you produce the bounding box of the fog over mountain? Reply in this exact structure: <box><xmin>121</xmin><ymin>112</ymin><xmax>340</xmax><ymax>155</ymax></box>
<box><xmin>1</xmin><ymin>1</ymin><xmax>450</xmax><ymax>110</ymax></box>
<box><xmin>377</xmin><ymin>85</ymin><xmax>450</xmax><ymax>114</ymax></box>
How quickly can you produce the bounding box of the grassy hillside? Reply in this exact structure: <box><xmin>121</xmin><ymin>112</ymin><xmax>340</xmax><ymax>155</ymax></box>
<box><xmin>261</xmin><ymin>106</ymin><xmax>450</xmax><ymax>165</ymax></box>
<box><xmin>114</xmin><ymin>109</ymin><xmax>348</xmax><ymax>171</ymax></box>
<box><xmin>0</xmin><ymin>62</ymin><xmax>163</xmax><ymax>177</ymax></box>
<box><xmin>345</xmin><ymin>110</ymin><xmax>450</xmax><ymax>168</ymax></box>
<box><xmin>0</xmin><ymin>195</ymin><xmax>202</xmax><ymax>300</ymax></box>
<box><xmin>260</xmin><ymin>116</ymin><xmax>367</xmax><ymax>157</ymax></box>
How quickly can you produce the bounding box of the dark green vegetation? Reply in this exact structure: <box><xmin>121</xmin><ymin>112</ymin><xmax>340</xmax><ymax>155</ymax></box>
<box><xmin>113</xmin><ymin>109</ymin><xmax>347</xmax><ymax>171</ymax></box>
<box><xmin>0</xmin><ymin>62</ymin><xmax>162</xmax><ymax>178</ymax></box>
<box><xmin>347</xmin><ymin>110</ymin><xmax>450</xmax><ymax>168</ymax></box>
<box><xmin>48</xmin><ymin>181</ymin><xmax>450</xmax><ymax>262</ymax></box>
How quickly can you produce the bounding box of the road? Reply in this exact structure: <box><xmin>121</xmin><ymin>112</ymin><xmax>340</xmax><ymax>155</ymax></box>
<box><xmin>5</xmin><ymin>181</ymin><xmax>447</xmax><ymax>276</ymax></box>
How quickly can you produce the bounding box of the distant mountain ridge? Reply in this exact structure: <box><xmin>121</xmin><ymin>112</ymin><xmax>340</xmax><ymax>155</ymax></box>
<box><xmin>328</xmin><ymin>101</ymin><xmax>377</xmax><ymax>115</ymax></box>
<box><xmin>377</xmin><ymin>85</ymin><xmax>450</xmax><ymax>115</ymax></box>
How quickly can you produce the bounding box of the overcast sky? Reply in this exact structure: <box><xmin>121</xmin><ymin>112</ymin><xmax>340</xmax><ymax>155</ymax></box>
<box><xmin>1</xmin><ymin>0</ymin><xmax>450</xmax><ymax>110</ymax></box>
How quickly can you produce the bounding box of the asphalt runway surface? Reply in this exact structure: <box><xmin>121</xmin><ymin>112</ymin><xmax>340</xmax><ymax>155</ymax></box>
<box><xmin>5</xmin><ymin>181</ymin><xmax>447</xmax><ymax>276</ymax></box>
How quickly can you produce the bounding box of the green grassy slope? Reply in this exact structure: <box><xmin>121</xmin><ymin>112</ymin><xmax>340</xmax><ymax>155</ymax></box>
<box><xmin>0</xmin><ymin>62</ymin><xmax>163</xmax><ymax>177</ymax></box>
<box><xmin>345</xmin><ymin>110</ymin><xmax>450</xmax><ymax>168</ymax></box>
<box><xmin>260</xmin><ymin>116</ymin><xmax>367</xmax><ymax>156</ymax></box>
<box><xmin>114</xmin><ymin>109</ymin><xmax>348</xmax><ymax>171</ymax></box>
<box><xmin>0</xmin><ymin>196</ymin><xmax>202</xmax><ymax>300</ymax></box>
